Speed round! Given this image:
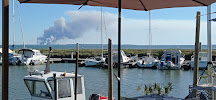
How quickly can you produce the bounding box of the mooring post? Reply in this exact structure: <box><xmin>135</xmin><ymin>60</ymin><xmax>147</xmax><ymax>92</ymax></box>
<box><xmin>192</xmin><ymin>11</ymin><xmax>201</xmax><ymax>97</ymax></box>
<box><xmin>108</xmin><ymin>38</ymin><xmax>113</xmax><ymax>100</ymax></box>
<box><xmin>118</xmin><ymin>0</ymin><xmax>121</xmax><ymax>99</ymax></box>
<box><xmin>2</xmin><ymin>0</ymin><xmax>9</xmax><ymax>99</ymax></box>
<box><xmin>75</xmin><ymin>43</ymin><xmax>79</xmax><ymax>100</ymax></box>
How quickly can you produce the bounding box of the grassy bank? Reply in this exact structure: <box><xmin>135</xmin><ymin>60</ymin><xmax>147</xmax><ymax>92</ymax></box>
<box><xmin>35</xmin><ymin>49</ymin><xmax>216</xmax><ymax>60</ymax></box>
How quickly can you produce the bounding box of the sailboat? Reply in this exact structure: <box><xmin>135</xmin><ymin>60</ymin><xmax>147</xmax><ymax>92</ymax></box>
<box><xmin>136</xmin><ymin>11</ymin><xmax>159</xmax><ymax>68</ymax></box>
<box><xmin>9</xmin><ymin>0</ymin><xmax>47</xmax><ymax>65</ymax></box>
<box><xmin>84</xmin><ymin>7</ymin><xmax>106</xmax><ymax>67</ymax></box>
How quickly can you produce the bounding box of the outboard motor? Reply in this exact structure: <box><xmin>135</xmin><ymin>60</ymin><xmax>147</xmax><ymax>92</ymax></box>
<box><xmin>89</xmin><ymin>94</ymin><xmax>100</xmax><ymax>100</ymax></box>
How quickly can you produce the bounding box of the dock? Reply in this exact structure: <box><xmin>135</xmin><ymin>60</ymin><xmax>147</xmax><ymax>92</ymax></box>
<box><xmin>50</xmin><ymin>58</ymin><xmax>86</xmax><ymax>63</ymax></box>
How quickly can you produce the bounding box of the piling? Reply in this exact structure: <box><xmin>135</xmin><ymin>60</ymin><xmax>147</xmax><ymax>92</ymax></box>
<box><xmin>2</xmin><ymin>0</ymin><xmax>9</xmax><ymax>99</ymax></box>
<box><xmin>75</xmin><ymin>43</ymin><xmax>79</xmax><ymax>100</ymax></box>
<box><xmin>192</xmin><ymin>11</ymin><xmax>200</xmax><ymax>96</ymax></box>
<box><xmin>108</xmin><ymin>39</ymin><xmax>113</xmax><ymax>100</ymax></box>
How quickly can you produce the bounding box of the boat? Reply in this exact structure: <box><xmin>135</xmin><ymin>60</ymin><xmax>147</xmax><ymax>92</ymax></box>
<box><xmin>23</xmin><ymin>47</ymin><xmax>113</xmax><ymax>100</ymax></box>
<box><xmin>0</xmin><ymin>48</ymin><xmax>15</xmax><ymax>65</ymax></box>
<box><xmin>190</xmin><ymin>52</ymin><xmax>208</xmax><ymax>69</ymax></box>
<box><xmin>136</xmin><ymin>11</ymin><xmax>159</xmax><ymax>69</ymax></box>
<box><xmin>84</xmin><ymin>7</ymin><xmax>106</xmax><ymax>67</ymax></box>
<box><xmin>158</xmin><ymin>50</ymin><xmax>185</xmax><ymax>70</ymax></box>
<box><xmin>113</xmin><ymin>50</ymin><xmax>130</xmax><ymax>64</ymax></box>
<box><xmin>137</xmin><ymin>53</ymin><xmax>159</xmax><ymax>69</ymax></box>
<box><xmin>84</xmin><ymin>56</ymin><xmax>105</xmax><ymax>67</ymax></box>
<box><xmin>18</xmin><ymin>48</ymin><xmax>47</xmax><ymax>65</ymax></box>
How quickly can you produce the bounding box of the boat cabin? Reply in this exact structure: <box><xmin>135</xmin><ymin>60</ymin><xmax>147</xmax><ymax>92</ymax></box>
<box><xmin>18</xmin><ymin>49</ymin><xmax>43</xmax><ymax>58</ymax></box>
<box><xmin>24</xmin><ymin>71</ymin><xmax>86</xmax><ymax>100</ymax></box>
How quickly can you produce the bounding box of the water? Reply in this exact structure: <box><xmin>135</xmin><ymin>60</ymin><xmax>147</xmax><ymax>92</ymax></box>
<box><xmin>0</xmin><ymin>63</ymin><xmax>203</xmax><ymax>100</ymax></box>
<box><xmin>2</xmin><ymin>44</ymin><xmax>216</xmax><ymax>50</ymax></box>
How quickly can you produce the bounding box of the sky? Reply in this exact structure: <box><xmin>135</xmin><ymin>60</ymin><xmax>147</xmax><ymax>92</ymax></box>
<box><xmin>1</xmin><ymin>1</ymin><xmax>216</xmax><ymax>45</ymax></box>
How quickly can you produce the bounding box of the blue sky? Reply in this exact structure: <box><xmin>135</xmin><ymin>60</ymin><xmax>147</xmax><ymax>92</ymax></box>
<box><xmin>1</xmin><ymin>0</ymin><xmax>216</xmax><ymax>45</ymax></box>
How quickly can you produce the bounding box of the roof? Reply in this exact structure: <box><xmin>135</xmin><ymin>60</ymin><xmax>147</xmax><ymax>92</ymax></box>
<box><xmin>18</xmin><ymin>0</ymin><xmax>216</xmax><ymax>11</ymax></box>
<box><xmin>24</xmin><ymin>71</ymin><xmax>83</xmax><ymax>81</ymax></box>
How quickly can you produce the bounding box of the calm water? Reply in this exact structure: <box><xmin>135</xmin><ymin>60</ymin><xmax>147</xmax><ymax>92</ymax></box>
<box><xmin>2</xmin><ymin>44</ymin><xmax>216</xmax><ymax>50</ymax></box>
<box><xmin>0</xmin><ymin>63</ymin><xmax>203</xmax><ymax>100</ymax></box>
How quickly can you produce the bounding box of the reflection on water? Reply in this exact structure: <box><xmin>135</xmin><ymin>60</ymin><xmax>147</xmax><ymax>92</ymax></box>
<box><xmin>0</xmin><ymin>63</ymin><xmax>201</xmax><ymax>99</ymax></box>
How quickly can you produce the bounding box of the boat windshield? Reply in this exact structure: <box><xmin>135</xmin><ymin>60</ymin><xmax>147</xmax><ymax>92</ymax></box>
<box><xmin>72</xmin><ymin>77</ymin><xmax>83</xmax><ymax>94</ymax></box>
<box><xmin>24</xmin><ymin>80</ymin><xmax>51</xmax><ymax>98</ymax></box>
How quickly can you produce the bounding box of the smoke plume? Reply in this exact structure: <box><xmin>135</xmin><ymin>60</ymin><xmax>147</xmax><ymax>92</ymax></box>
<box><xmin>37</xmin><ymin>11</ymin><xmax>116</xmax><ymax>45</ymax></box>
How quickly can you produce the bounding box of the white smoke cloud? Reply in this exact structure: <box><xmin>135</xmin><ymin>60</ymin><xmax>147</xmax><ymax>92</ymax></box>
<box><xmin>37</xmin><ymin>11</ymin><xmax>116</xmax><ymax>45</ymax></box>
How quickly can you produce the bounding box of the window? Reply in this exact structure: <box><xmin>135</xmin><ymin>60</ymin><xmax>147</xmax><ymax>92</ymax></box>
<box><xmin>24</xmin><ymin>80</ymin><xmax>51</xmax><ymax>98</ymax></box>
<box><xmin>48</xmin><ymin>80</ymin><xmax>54</xmax><ymax>91</ymax></box>
<box><xmin>58</xmin><ymin>79</ymin><xmax>71</xmax><ymax>98</ymax></box>
<box><xmin>72</xmin><ymin>77</ymin><xmax>83</xmax><ymax>94</ymax></box>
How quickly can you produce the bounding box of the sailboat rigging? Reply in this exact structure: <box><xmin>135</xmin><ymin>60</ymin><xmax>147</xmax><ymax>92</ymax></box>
<box><xmin>136</xmin><ymin>11</ymin><xmax>159</xmax><ymax>68</ymax></box>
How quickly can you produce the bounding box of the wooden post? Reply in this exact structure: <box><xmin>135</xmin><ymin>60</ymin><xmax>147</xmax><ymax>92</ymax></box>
<box><xmin>118</xmin><ymin>0</ymin><xmax>121</xmax><ymax>99</ymax></box>
<box><xmin>193</xmin><ymin>11</ymin><xmax>201</xmax><ymax>96</ymax></box>
<box><xmin>45</xmin><ymin>47</ymin><xmax>52</xmax><ymax>74</ymax></box>
<box><xmin>2</xmin><ymin>0</ymin><xmax>9</xmax><ymax>99</ymax></box>
<box><xmin>108</xmin><ymin>38</ymin><xmax>113</xmax><ymax>100</ymax></box>
<box><xmin>75</xmin><ymin>43</ymin><xmax>79</xmax><ymax>100</ymax></box>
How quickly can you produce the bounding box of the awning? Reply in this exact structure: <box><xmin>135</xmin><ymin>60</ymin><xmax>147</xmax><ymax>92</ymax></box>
<box><xmin>18</xmin><ymin>0</ymin><xmax>216</xmax><ymax>11</ymax></box>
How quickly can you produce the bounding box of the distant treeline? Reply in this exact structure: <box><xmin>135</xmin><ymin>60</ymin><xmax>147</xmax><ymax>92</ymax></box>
<box><xmin>17</xmin><ymin>49</ymin><xmax>216</xmax><ymax>60</ymax></box>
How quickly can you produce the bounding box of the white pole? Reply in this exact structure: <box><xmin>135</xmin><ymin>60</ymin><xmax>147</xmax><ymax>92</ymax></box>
<box><xmin>149</xmin><ymin>11</ymin><xmax>152</xmax><ymax>55</ymax></box>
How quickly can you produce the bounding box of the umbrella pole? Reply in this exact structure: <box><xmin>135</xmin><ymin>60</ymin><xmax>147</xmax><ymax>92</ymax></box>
<box><xmin>2</xmin><ymin>0</ymin><xmax>9</xmax><ymax>99</ymax></box>
<box><xmin>118</xmin><ymin>0</ymin><xmax>121</xmax><ymax>100</ymax></box>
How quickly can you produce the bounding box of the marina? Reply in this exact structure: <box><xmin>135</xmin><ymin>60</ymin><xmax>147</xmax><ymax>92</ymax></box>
<box><xmin>0</xmin><ymin>63</ymin><xmax>198</xmax><ymax>99</ymax></box>
<box><xmin>1</xmin><ymin>0</ymin><xmax>216</xmax><ymax>99</ymax></box>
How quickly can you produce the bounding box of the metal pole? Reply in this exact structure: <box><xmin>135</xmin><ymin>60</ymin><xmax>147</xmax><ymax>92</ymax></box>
<box><xmin>53</xmin><ymin>73</ymin><xmax>57</xmax><ymax>100</ymax></box>
<box><xmin>75</xmin><ymin>43</ymin><xmax>79</xmax><ymax>100</ymax></box>
<box><xmin>108</xmin><ymin>38</ymin><xmax>113</xmax><ymax>100</ymax></box>
<box><xmin>193</xmin><ymin>11</ymin><xmax>201</xmax><ymax>96</ymax></box>
<box><xmin>118</xmin><ymin>0</ymin><xmax>121</xmax><ymax>99</ymax></box>
<box><xmin>2</xmin><ymin>0</ymin><xmax>9</xmax><ymax>99</ymax></box>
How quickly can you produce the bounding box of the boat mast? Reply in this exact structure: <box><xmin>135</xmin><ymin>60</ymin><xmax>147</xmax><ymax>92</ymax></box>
<box><xmin>16</xmin><ymin>0</ymin><xmax>25</xmax><ymax>48</ymax></box>
<box><xmin>149</xmin><ymin>10</ymin><xmax>152</xmax><ymax>55</ymax></box>
<box><xmin>13</xmin><ymin>0</ymin><xmax>15</xmax><ymax>53</ymax></box>
<box><xmin>101</xmin><ymin>6</ymin><xmax>103</xmax><ymax>58</ymax></box>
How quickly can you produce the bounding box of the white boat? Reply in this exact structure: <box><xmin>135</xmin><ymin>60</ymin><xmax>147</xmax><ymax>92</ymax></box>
<box><xmin>18</xmin><ymin>49</ymin><xmax>47</xmax><ymax>65</ymax></box>
<box><xmin>190</xmin><ymin>52</ymin><xmax>208</xmax><ymax>69</ymax></box>
<box><xmin>137</xmin><ymin>53</ymin><xmax>159</xmax><ymax>69</ymax></box>
<box><xmin>113</xmin><ymin>50</ymin><xmax>130</xmax><ymax>64</ymax></box>
<box><xmin>84</xmin><ymin>56</ymin><xmax>106</xmax><ymax>67</ymax></box>
<box><xmin>24</xmin><ymin>71</ymin><xmax>86</xmax><ymax>100</ymax></box>
<box><xmin>84</xmin><ymin>7</ymin><xmax>105</xmax><ymax>67</ymax></box>
<box><xmin>158</xmin><ymin>50</ymin><xmax>185</xmax><ymax>70</ymax></box>
<box><xmin>23</xmin><ymin>47</ymin><xmax>113</xmax><ymax>100</ymax></box>
<box><xmin>0</xmin><ymin>48</ymin><xmax>20</xmax><ymax>65</ymax></box>
<box><xmin>137</xmin><ymin>11</ymin><xmax>159</xmax><ymax>69</ymax></box>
